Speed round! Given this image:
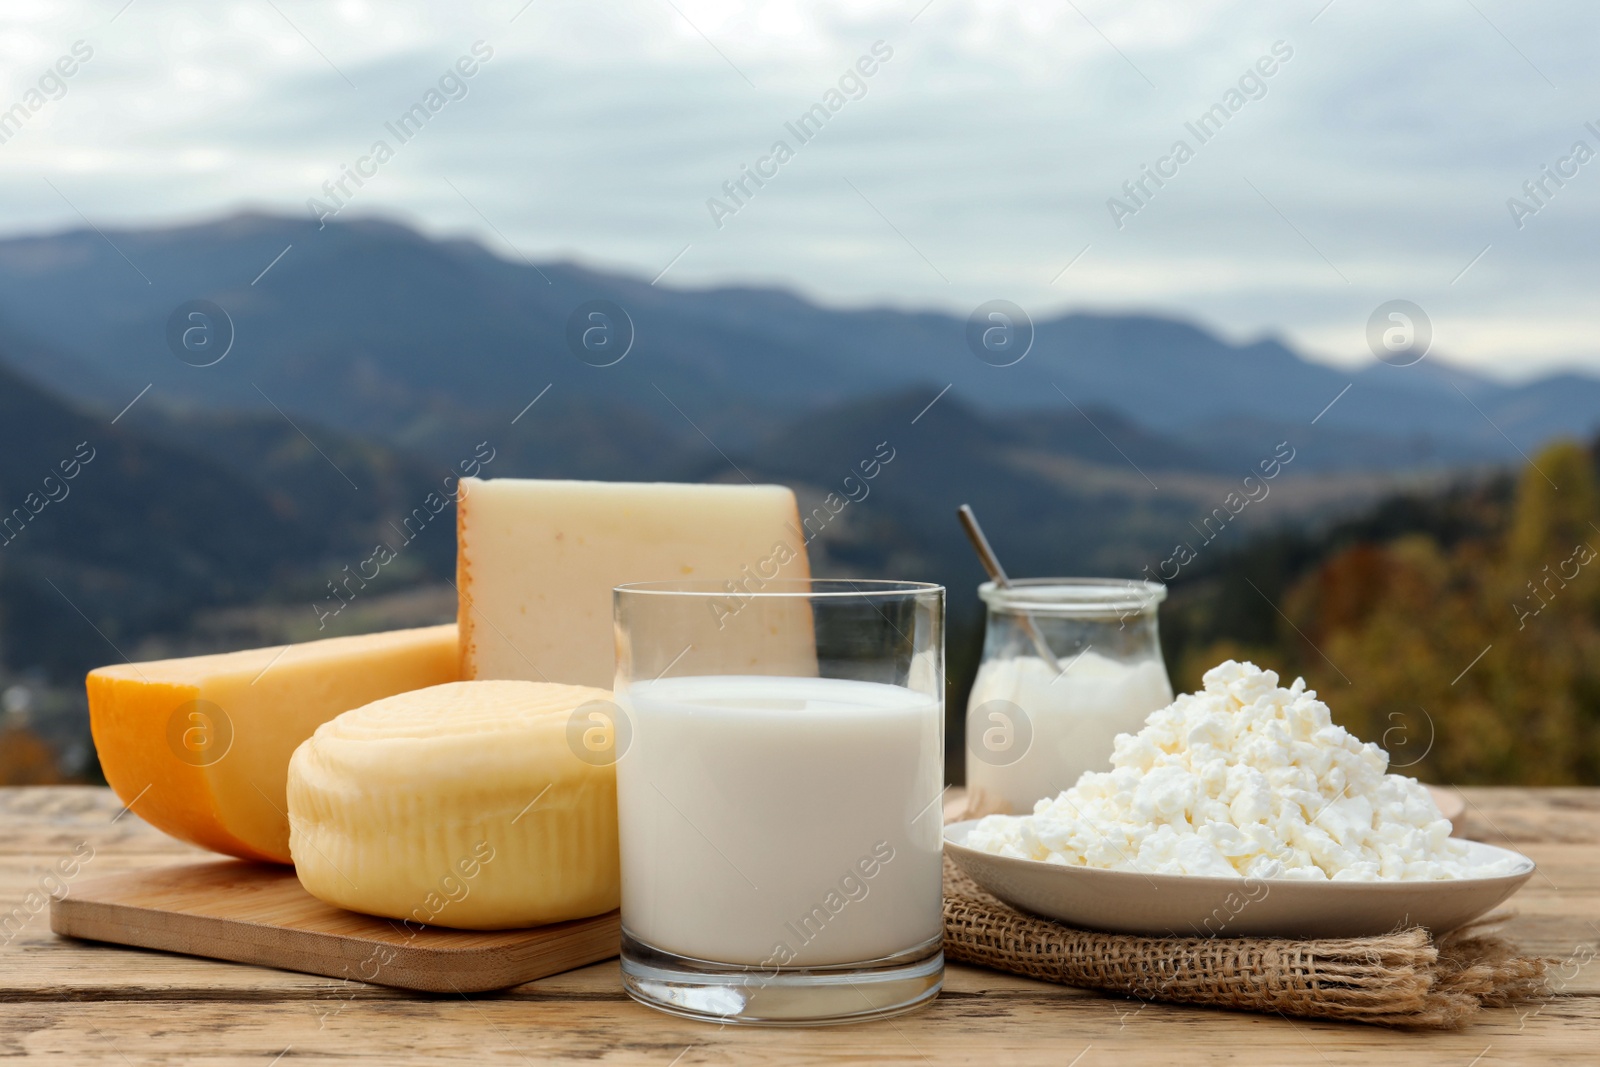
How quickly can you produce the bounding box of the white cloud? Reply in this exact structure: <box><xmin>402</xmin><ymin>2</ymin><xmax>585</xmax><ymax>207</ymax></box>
<box><xmin>0</xmin><ymin>0</ymin><xmax>1597</xmax><ymax>379</ymax></box>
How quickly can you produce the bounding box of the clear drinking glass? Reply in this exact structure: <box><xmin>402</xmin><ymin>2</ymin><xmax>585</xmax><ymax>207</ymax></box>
<box><xmin>965</xmin><ymin>579</ymin><xmax>1174</xmax><ymax>814</ymax></box>
<box><xmin>613</xmin><ymin>579</ymin><xmax>945</xmax><ymax>1025</ymax></box>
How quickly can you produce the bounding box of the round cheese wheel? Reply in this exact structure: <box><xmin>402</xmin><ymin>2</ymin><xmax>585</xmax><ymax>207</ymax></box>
<box><xmin>287</xmin><ymin>680</ymin><xmax>619</xmax><ymax>929</ymax></box>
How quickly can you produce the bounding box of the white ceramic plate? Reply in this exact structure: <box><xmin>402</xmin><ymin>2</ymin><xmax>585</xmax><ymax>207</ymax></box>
<box><xmin>944</xmin><ymin>820</ymin><xmax>1535</xmax><ymax>939</ymax></box>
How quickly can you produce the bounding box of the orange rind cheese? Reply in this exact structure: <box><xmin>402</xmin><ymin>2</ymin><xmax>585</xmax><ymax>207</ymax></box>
<box><xmin>87</xmin><ymin>624</ymin><xmax>459</xmax><ymax>863</ymax></box>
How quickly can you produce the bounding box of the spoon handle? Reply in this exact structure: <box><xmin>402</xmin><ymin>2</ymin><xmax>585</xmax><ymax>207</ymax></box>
<box><xmin>957</xmin><ymin>505</ymin><xmax>1062</xmax><ymax>673</ymax></box>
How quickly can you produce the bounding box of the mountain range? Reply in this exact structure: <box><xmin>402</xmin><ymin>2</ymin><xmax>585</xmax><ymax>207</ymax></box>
<box><xmin>0</xmin><ymin>212</ymin><xmax>1594</xmax><ymax>475</ymax></box>
<box><xmin>1</xmin><ymin>210</ymin><xmax>1594</xmax><ymax>690</ymax></box>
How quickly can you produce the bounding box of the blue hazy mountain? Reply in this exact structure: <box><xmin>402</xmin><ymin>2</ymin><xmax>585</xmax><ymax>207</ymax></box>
<box><xmin>0</xmin><ymin>342</ymin><xmax>460</xmax><ymax>677</ymax></box>
<box><xmin>0</xmin><ymin>212</ymin><xmax>1593</xmax><ymax>469</ymax></box>
<box><xmin>4</xmin><ymin>210</ymin><xmax>1598</xmax><ymax>686</ymax></box>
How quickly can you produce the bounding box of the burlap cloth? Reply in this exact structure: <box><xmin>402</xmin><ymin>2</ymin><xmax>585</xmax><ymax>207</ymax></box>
<box><xmin>942</xmin><ymin>802</ymin><xmax>1552</xmax><ymax>1031</ymax></box>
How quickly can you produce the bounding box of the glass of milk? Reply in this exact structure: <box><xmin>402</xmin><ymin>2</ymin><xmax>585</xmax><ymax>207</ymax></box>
<box><xmin>612</xmin><ymin>579</ymin><xmax>944</xmax><ymax>1026</ymax></box>
<box><xmin>965</xmin><ymin>579</ymin><xmax>1173</xmax><ymax>815</ymax></box>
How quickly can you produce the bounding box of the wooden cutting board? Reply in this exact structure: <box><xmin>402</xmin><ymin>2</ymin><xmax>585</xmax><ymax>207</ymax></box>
<box><xmin>50</xmin><ymin>860</ymin><xmax>620</xmax><ymax>992</ymax></box>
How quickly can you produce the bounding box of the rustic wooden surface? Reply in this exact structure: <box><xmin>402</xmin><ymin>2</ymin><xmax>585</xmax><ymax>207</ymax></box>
<box><xmin>1</xmin><ymin>786</ymin><xmax>1596</xmax><ymax>1065</ymax></box>
<box><xmin>49</xmin><ymin>860</ymin><xmax>620</xmax><ymax>993</ymax></box>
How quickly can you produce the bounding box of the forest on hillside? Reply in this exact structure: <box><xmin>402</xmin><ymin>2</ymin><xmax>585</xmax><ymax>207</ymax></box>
<box><xmin>1163</xmin><ymin>439</ymin><xmax>1600</xmax><ymax>786</ymax></box>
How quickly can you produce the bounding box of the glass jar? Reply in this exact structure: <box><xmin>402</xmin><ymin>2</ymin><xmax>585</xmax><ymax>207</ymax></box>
<box><xmin>965</xmin><ymin>578</ymin><xmax>1173</xmax><ymax>815</ymax></box>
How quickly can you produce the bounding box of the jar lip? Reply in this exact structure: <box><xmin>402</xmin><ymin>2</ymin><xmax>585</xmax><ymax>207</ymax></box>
<box><xmin>978</xmin><ymin>578</ymin><xmax>1166</xmax><ymax>616</ymax></box>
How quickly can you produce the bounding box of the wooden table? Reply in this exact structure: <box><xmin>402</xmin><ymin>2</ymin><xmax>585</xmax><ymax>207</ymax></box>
<box><xmin>2</xmin><ymin>787</ymin><xmax>1596</xmax><ymax>1064</ymax></box>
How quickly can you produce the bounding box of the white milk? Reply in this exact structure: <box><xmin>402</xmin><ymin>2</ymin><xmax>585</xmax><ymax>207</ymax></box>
<box><xmin>966</xmin><ymin>651</ymin><xmax>1173</xmax><ymax>813</ymax></box>
<box><xmin>616</xmin><ymin>675</ymin><xmax>943</xmax><ymax>968</ymax></box>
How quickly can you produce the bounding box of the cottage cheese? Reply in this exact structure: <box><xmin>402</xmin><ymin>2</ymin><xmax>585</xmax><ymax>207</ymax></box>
<box><xmin>966</xmin><ymin>661</ymin><xmax>1523</xmax><ymax>881</ymax></box>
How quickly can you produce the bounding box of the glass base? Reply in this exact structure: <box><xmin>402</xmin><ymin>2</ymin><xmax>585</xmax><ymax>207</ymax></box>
<box><xmin>620</xmin><ymin>930</ymin><xmax>943</xmax><ymax>1026</ymax></box>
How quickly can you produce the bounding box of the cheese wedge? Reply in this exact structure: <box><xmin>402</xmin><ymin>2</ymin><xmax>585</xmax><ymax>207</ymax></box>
<box><xmin>87</xmin><ymin>624</ymin><xmax>459</xmax><ymax>864</ymax></box>
<box><xmin>287</xmin><ymin>680</ymin><xmax>619</xmax><ymax>929</ymax></box>
<box><xmin>457</xmin><ymin>478</ymin><xmax>812</xmax><ymax>687</ymax></box>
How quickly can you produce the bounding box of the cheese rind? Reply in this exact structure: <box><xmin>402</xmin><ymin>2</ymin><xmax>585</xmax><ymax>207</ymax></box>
<box><xmin>87</xmin><ymin>624</ymin><xmax>460</xmax><ymax>864</ymax></box>
<box><xmin>287</xmin><ymin>680</ymin><xmax>620</xmax><ymax>929</ymax></box>
<box><xmin>457</xmin><ymin>478</ymin><xmax>811</xmax><ymax>687</ymax></box>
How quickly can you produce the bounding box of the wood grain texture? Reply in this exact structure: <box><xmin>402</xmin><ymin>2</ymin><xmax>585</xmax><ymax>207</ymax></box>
<box><xmin>1</xmin><ymin>787</ymin><xmax>1597</xmax><ymax>1065</ymax></box>
<box><xmin>49</xmin><ymin>861</ymin><xmax>620</xmax><ymax>992</ymax></box>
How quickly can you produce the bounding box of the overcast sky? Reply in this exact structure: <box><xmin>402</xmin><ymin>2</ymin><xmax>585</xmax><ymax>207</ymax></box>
<box><xmin>1</xmin><ymin>0</ymin><xmax>1596</xmax><ymax>379</ymax></box>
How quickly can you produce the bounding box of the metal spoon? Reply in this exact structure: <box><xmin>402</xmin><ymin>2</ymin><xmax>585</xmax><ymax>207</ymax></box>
<box><xmin>956</xmin><ymin>504</ymin><xmax>1062</xmax><ymax>672</ymax></box>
